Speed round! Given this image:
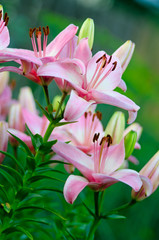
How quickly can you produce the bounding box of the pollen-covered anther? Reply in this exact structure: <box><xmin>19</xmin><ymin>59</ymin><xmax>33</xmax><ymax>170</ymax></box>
<box><xmin>96</xmin><ymin>54</ymin><xmax>107</xmax><ymax>68</ymax></box>
<box><xmin>108</xmin><ymin>55</ymin><xmax>112</xmax><ymax>64</ymax></box>
<box><xmin>93</xmin><ymin>133</ymin><xmax>100</xmax><ymax>142</ymax></box>
<box><xmin>96</xmin><ymin>111</ymin><xmax>102</xmax><ymax>120</ymax></box>
<box><xmin>3</xmin><ymin>12</ymin><xmax>9</xmax><ymax>26</ymax></box>
<box><xmin>35</xmin><ymin>27</ymin><xmax>42</xmax><ymax>38</ymax></box>
<box><xmin>112</xmin><ymin>61</ymin><xmax>117</xmax><ymax>71</ymax></box>
<box><xmin>105</xmin><ymin>134</ymin><xmax>113</xmax><ymax>147</ymax></box>
<box><xmin>0</xmin><ymin>10</ymin><xmax>2</xmax><ymax>20</ymax></box>
<box><xmin>43</xmin><ymin>26</ymin><xmax>50</xmax><ymax>36</ymax></box>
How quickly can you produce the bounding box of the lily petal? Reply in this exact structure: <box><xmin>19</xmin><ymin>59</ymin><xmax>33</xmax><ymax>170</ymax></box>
<box><xmin>64</xmin><ymin>90</ymin><xmax>95</xmax><ymax>121</ymax></box>
<box><xmin>118</xmin><ymin>79</ymin><xmax>127</xmax><ymax>92</ymax></box>
<box><xmin>74</xmin><ymin>38</ymin><xmax>92</xmax><ymax>65</ymax></box>
<box><xmin>52</xmin><ymin>141</ymin><xmax>94</xmax><ymax>180</ymax></box>
<box><xmin>37</xmin><ymin>61</ymin><xmax>84</xmax><ymax>90</ymax></box>
<box><xmin>46</xmin><ymin>24</ymin><xmax>78</xmax><ymax>57</ymax></box>
<box><xmin>0</xmin><ymin>24</ymin><xmax>10</xmax><ymax>50</ymax></box>
<box><xmin>91</xmin><ymin>89</ymin><xmax>140</xmax><ymax>124</ymax></box>
<box><xmin>64</xmin><ymin>175</ymin><xmax>89</xmax><ymax>204</ymax></box>
<box><xmin>103</xmin><ymin>139</ymin><xmax>125</xmax><ymax>174</ymax></box>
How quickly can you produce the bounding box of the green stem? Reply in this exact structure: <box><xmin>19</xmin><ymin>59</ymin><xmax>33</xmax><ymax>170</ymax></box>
<box><xmin>43</xmin><ymin>122</ymin><xmax>55</xmax><ymax>143</ymax></box>
<box><xmin>42</xmin><ymin>85</ymin><xmax>50</xmax><ymax>106</ymax></box>
<box><xmin>54</xmin><ymin>91</ymin><xmax>67</xmax><ymax>118</ymax></box>
<box><xmin>87</xmin><ymin>192</ymin><xmax>100</xmax><ymax>240</ymax></box>
<box><xmin>99</xmin><ymin>191</ymin><xmax>105</xmax><ymax>214</ymax></box>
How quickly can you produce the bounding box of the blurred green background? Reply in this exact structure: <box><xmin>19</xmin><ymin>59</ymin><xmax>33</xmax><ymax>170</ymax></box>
<box><xmin>1</xmin><ymin>0</ymin><xmax>159</xmax><ymax>239</ymax></box>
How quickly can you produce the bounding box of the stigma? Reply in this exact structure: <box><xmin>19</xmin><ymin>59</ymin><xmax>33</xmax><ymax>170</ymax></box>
<box><xmin>29</xmin><ymin>26</ymin><xmax>50</xmax><ymax>58</ymax></box>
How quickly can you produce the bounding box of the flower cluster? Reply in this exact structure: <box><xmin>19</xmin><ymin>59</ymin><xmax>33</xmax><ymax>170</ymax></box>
<box><xmin>0</xmin><ymin>5</ymin><xmax>158</xmax><ymax>239</ymax></box>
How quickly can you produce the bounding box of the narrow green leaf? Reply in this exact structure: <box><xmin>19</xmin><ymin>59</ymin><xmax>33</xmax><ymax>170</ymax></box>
<box><xmin>25</xmin><ymin>124</ymin><xmax>34</xmax><ymax>139</ymax></box>
<box><xmin>0</xmin><ymin>168</ymin><xmax>17</xmax><ymax>190</ymax></box>
<box><xmin>39</xmin><ymin>140</ymin><xmax>57</xmax><ymax>152</ymax></box>
<box><xmin>38</xmin><ymin>160</ymin><xmax>71</xmax><ymax>167</ymax></box>
<box><xmin>106</xmin><ymin>214</ymin><xmax>126</xmax><ymax>220</ymax></box>
<box><xmin>16</xmin><ymin>205</ymin><xmax>66</xmax><ymax>220</ymax></box>
<box><xmin>0</xmin><ymin>150</ymin><xmax>24</xmax><ymax>173</ymax></box>
<box><xmin>55</xmin><ymin>121</ymin><xmax>77</xmax><ymax>127</ymax></box>
<box><xmin>35</xmin><ymin>99</ymin><xmax>52</xmax><ymax>121</ymax></box>
<box><xmin>34</xmin><ymin>187</ymin><xmax>63</xmax><ymax>194</ymax></box>
<box><xmin>16</xmin><ymin>226</ymin><xmax>33</xmax><ymax>240</ymax></box>
<box><xmin>8</xmin><ymin>131</ymin><xmax>33</xmax><ymax>157</ymax></box>
<box><xmin>16</xmin><ymin>218</ymin><xmax>50</xmax><ymax>226</ymax></box>
<box><xmin>0</xmin><ymin>165</ymin><xmax>23</xmax><ymax>186</ymax></box>
<box><xmin>35</xmin><ymin>167</ymin><xmax>65</xmax><ymax>175</ymax></box>
<box><xmin>28</xmin><ymin>175</ymin><xmax>64</xmax><ymax>183</ymax></box>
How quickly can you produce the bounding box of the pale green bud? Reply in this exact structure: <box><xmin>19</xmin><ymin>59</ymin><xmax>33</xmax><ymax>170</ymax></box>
<box><xmin>105</xmin><ymin>111</ymin><xmax>125</xmax><ymax>145</ymax></box>
<box><xmin>124</xmin><ymin>130</ymin><xmax>137</xmax><ymax>159</ymax></box>
<box><xmin>78</xmin><ymin>18</ymin><xmax>94</xmax><ymax>49</ymax></box>
<box><xmin>52</xmin><ymin>95</ymin><xmax>65</xmax><ymax>112</ymax></box>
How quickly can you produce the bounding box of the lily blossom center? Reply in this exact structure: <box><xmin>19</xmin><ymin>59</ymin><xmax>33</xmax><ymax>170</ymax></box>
<box><xmin>93</xmin><ymin>133</ymin><xmax>112</xmax><ymax>173</ymax></box>
<box><xmin>86</xmin><ymin>54</ymin><xmax>117</xmax><ymax>91</ymax></box>
<box><xmin>29</xmin><ymin>26</ymin><xmax>50</xmax><ymax>58</ymax></box>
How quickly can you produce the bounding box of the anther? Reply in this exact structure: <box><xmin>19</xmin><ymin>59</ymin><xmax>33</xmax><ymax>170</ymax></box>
<box><xmin>105</xmin><ymin>134</ymin><xmax>112</xmax><ymax>147</ymax></box>
<box><xmin>0</xmin><ymin>10</ymin><xmax>2</xmax><ymax>20</ymax></box>
<box><xmin>3</xmin><ymin>12</ymin><xmax>9</xmax><ymax>26</ymax></box>
<box><xmin>46</xmin><ymin>25</ymin><xmax>50</xmax><ymax>35</ymax></box>
<box><xmin>96</xmin><ymin>111</ymin><xmax>102</xmax><ymax>120</ymax></box>
<box><xmin>93</xmin><ymin>133</ymin><xmax>100</xmax><ymax>142</ymax></box>
<box><xmin>84</xmin><ymin>112</ymin><xmax>88</xmax><ymax>118</ymax></box>
<box><xmin>108</xmin><ymin>55</ymin><xmax>112</xmax><ymax>64</ymax></box>
<box><xmin>96</xmin><ymin>54</ymin><xmax>106</xmax><ymax>63</ymax></box>
<box><xmin>92</xmin><ymin>113</ymin><xmax>96</xmax><ymax>122</ymax></box>
<box><xmin>112</xmin><ymin>61</ymin><xmax>117</xmax><ymax>71</ymax></box>
<box><xmin>29</xmin><ymin>28</ymin><xmax>33</xmax><ymax>38</ymax></box>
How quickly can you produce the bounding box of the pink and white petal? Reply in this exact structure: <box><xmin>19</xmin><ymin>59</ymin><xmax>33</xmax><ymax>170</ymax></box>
<box><xmin>58</xmin><ymin>36</ymin><xmax>78</xmax><ymax>59</ymax></box>
<box><xmin>111</xmin><ymin>169</ymin><xmax>142</xmax><ymax>191</ymax></box>
<box><xmin>128</xmin><ymin>155</ymin><xmax>139</xmax><ymax>165</ymax></box>
<box><xmin>64</xmin><ymin>90</ymin><xmax>95</xmax><ymax>121</ymax></box>
<box><xmin>91</xmin><ymin>90</ymin><xmax>140</xmax><ymax>124</ymax></box>
<box><xmin>113</xmin><ymin>40</ymin><xmax>135</xmax><ymax>73</ymax></box>
<box><xmin>118</xmin><ymin>79</ymin><xmax>127</xmax><ymax>92</ymax></box>
<box><xmin>0</xmin><ymin>48</ymin><xmax>42</xmax><ymax>65</ymax></box>
<box><xmin>131</xmin><ymin>175</ymin><xmax>153</xmax><ymax>201</ymax></box>
<box><xmin>52</xmin><ymin>141</ymin><xmax>94</xmax><ymax>180</ymax></box>
<box><xmin>8</xmin><ymin>129</ymin><xmax>32</xmax><ymax>149</ymax></box>
<box><xmin>46</xmin><ymin>24</ymin><xmax>78</xmax><ymax>57</ymax></box>
<box><xmin>22</xmin><ymin>109</ymin><xmax>43</xmax><ymax>135</ymax></box>
<box><xmin>64</xmin><ymin>175</ymin><xmax>89</xmax><ymax>204</ymax></box>
<box><xmin>63</xmin><ymin>58</ymin><xmax>86</xmax><ymax>75</ymax></box>
<box><xmin>103</xmin><ymin>139</ymin><xmax>125</xmax><ymax>174</ymax></box>
<box><xmin>74</xmin><ymin>38</ymin><xmax>92</xmax><ymax>65</ymax></box>
<box><xmin>0</xmin><ymin>25</ymin><xmax>10</xmax><ymax>50</ymax></box>
<box><xmin>37</xmin><ymin>61</ymin><xmax>84</xmax><ymax>89</ymax></box>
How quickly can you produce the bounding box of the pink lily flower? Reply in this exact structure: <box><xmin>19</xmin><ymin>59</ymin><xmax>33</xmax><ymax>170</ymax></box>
<box><xmin>54</xmin><ymin>111</ymin><xmax>104</xmax><ymax>154</ymax></box>
<box><xmin>0</xmin><ymin>24</ymin><xmax>78</xmax><ymax>85</ymax></box>
<box><xmin>52</xmin><ymin>135</ymin><xmax>142</xmax><ymax>204</ymax></box>
<box><xmin>0</xmin><ymin>6</ymin><xmax>10</xmax><ymax>50</ymax></box>
<box><xmin>38</xmin><ymin>50</ymin><xmax>139</xmax><ymax>124</ymax></box>
<box><xmin>132</xmin><ymin>151</ymin><xmax>159</xmax><ymax>201</ymax></box>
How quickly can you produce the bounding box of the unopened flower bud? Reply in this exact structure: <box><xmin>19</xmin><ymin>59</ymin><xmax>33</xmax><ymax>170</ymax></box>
<box><xmin>0</xmin><ymin>71</ymin><xmax>9</xmax><ymax>95</ymax></box>
<box><xmin>19</xmin><ymin>87</ymin><xmax>37</xmax><ymax>114</ymax></box>
<box><xmin>132</xmin><ymin>151</ymin><xmax>159</xmax><ymax>201</ymax></box>
<box><xmin>124</xmin><ymin>130</ymin><xmax>137</xmax><ymax>159</ymax></box>
<box><xmin>52</xmin><ymin>95</ymin><xmax>65</xmax><ymax>112</ymax></box>
<box><xmin>8</xmin><ymin>103</ymin><xmax>24</xmax><ymax>131</ymax></box>
<box><xmin>105</xmin><ymin>111</ymin><xmax>125</xmax><ymax>145</ymax></box>
<box><xmin>0</xmin><ymin>121</ymin><xmax>8</xmax><ymax>163</ymax></box>
<box><xmin>78</xmin><ymin>18</ymin><xmax>94</xmax><ymax>49</ymax></box>
<box><xmin>124</xmin><ymin>123</ymin><xmax>142</xmax><ymax>142</ymax></box>
<box><xmin>113</xmin><ymin>40</ymin><xmax>135</xmax><ymax>73</ymax></box>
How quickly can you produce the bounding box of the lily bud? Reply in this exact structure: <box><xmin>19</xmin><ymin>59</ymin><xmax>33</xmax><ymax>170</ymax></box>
<box><xmin>0</xmin><ymin>121</ymin><xmax>8</xmax><ymax>163</ymax></box>
<box><xmin>52</xmin><ymin>95</ymin><xmax>65</xmax><ymax>112</ymax></box>
<box><xmin>78</xmin><ymin>18</ymin><xmax>94</xmax><ymax>49</ymax></box>
<box><xmin>8</xmin><ymin>103</ymin><xmax>24</xmax><ymax>132</ymax></box>
<box><xmin>19</xmin><ymin>87</ymin><xmax>37</xmax><ymax>114</ymax></box>
<box><xmin>132</xmin><ymin>151</ymin><xmax>159</xmax><ymax>201</ymax></box>
<box><xmin>124</xmin><ymin>130</ymin><xmax>137</xmax><ymax>159</ymax></box>
<box><xmin>124</xmin><ymin>123</ymin><xmax>142</xmax><ymax>142</ymax></box>
<box><xmin>0</xmin><ymin>71</ymin><xmax>9</xmax><ymax>95</ymax></box>
<box><xmin>105</xmin><ymin>111</ymin><xmax>125</xmax><ymax>145</ymax></box>
<box><xmin>113</xmin><ymin>40</ymin><xmax>135</xmax><ymax>73</ymax></box>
